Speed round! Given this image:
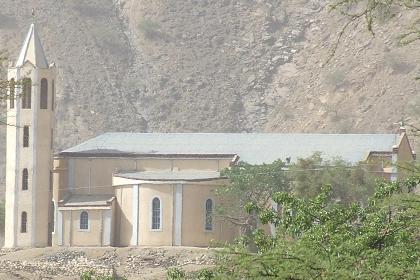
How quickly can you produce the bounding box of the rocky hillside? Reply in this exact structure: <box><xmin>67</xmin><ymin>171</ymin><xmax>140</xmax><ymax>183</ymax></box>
<box><xmin>0</xmin><ymin>0</ymin><xmax>419</xmax><ymax>184</ymax></box>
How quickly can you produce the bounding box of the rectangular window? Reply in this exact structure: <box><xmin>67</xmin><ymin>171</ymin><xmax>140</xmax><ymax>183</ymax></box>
<box><xmin>40</xmin><ymin>78</ymin><xmax>48</xmax><ymax>109</ymax></box>
<box><xmin>22</xmin><ymin>78</ymin><xmax>31</xmax><ymax>109</ymax></box>
<box><xmin>23</xmin><ymin>126</ymin><xmax>29</xmax><ymax>147</ymax></box>
<box><xmin>9</xmin><ymin>79</ymin><xmax>15</xmax><ymax>109</ymax></box>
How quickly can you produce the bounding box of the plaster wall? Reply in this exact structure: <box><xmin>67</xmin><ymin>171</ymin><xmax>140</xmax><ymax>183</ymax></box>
<box><xmin>114</xmin><ymin>186</ymin><xmax>133</xmax><ymax>246</ymax></box>
<box><xmin>181</xmin><ymin>184</ymin><xmax>237</xmax><ymax>247</ymax></box>
<box><xmin>398</xmin><ymin>134</ymin><xmax>415</xmax><ymax>162</ymax></box>
<box><xmin>5</xmin><ymin>63</ymin><xmax>55</xmax><ymax>248</ymax></box>
<box><xmin>63</xmin><ymin>157</ymin><xmax>232</xmax><ymax>197</ymax></box>
<box><xmin>62</xmin><ymin>210</ymin><xmax>104</xmax><ymax>246</ymax></box>
<box><xmin>138</xmin><ymin>184</ymin><xmax>173</xmax><ymax>246</ymax></box>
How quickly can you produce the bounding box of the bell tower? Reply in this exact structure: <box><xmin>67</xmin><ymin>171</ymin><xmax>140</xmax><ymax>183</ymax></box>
<box><xmin>4</xmin><ymin>24</ymin><xmax>56</xmax><ymax>247</ymax></box>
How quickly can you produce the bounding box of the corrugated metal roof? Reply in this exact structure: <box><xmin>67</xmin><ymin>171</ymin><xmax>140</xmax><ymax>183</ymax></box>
<box><xmin>60</xmin><ymin>133</ymin><xmax>399</xmax><ymax>164</ymax></box>
<box><xmin>60</xmin><ymin>194</ymin><xmax>115</xmax><ymax>207</ymax></box>
<box><xmin>114</xmin><ymin>170</ymin><xmax>222</xmax><ymax>181</ymax></box>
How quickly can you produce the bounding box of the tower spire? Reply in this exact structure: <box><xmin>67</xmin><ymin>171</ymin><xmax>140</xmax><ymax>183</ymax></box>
<box><xmin>15</xmin><ymin>23</ymin><xmax>48</xmax><ymax>68</ymax></box>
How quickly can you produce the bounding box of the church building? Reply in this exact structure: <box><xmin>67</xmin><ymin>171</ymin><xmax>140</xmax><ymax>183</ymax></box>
<box><xmin>4</xmin><ymin>25</ymin><xmax>416</xmax><ymax>248</ymax></box>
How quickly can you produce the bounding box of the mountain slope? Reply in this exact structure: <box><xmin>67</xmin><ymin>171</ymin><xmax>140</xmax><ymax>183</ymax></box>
<box><xmin>0</xmin><ymin>0</ymin><xmax>418</xmax><ymax>184</ymax></box>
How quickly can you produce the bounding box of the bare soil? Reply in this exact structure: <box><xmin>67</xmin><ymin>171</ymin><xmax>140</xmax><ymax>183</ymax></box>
<box><xmin>0</xmin><ymin>246</ymin><xmax>216</xmax><ymax>280</ymax></box>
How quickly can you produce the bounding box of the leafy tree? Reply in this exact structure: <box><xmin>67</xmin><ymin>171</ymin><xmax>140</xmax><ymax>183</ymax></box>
<box><xmin>0</xmin><ymin>50</ymin><xmax>8</xmax><ymax>99</ymax></box>
<box><xmin>291</xmin><ymin>153</ymin><xmax>376</xmax><ymax>204</ymax></box>
<box><xmin>211</xmin><ymin>176</ymin><xmax>420</xmax><ymax>279</ymax></box>
<box><xmin>217</xmin><ymin>160</ymin><xmax>290</xmax><ymax>243</ymax></box>
<box><xmin>328</xmin><ymin>0</ymin><xmax>420</xmax><ymax>61</ymax></box>
<box><xmin>0</xmin><ymin>50</ymin><xmax>25</xmax><ymax>126</ymax></box>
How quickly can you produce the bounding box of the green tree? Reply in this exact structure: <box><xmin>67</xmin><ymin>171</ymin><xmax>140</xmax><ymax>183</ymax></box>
<box><xmin>212</xmin><ymin>176</ymin><xmax>420</xmax><ymax>279</ymax></box>
<box><xmin>291</xmin><ymin>153</ymin><xmax>376</xmax><ymax>204</ymax></box>
<box><xmin>0</xmin><ymin>50</ymin><xmax>25</xmax><ymax>126</ymax></box>
<box><xmin>217</xmin><ymin>160</ymin><xmax>290</xmax><ymax>245</ymax></box>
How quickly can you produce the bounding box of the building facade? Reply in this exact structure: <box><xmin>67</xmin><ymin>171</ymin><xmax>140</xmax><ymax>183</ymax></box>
<box><xmin>4</xmin><ymin>24</ymin><xmax>56</xmax><ymax>248</ymax></box>
<box><xmin>4</xmin><ymin>25</ymin><xmax>416</xmax><ymax>248</ymax></box>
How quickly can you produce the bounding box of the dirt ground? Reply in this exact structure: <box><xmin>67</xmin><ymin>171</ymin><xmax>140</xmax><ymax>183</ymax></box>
<box><xmin>0</xmin><ymin>246</ymin><xmax>216</xmax><ymax>280</ymax></box>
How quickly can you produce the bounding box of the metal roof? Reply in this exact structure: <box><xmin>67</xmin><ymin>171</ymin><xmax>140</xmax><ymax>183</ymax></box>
<box><xmin>114</xmin><ymin>170</ymin><xmax>222</xmax><ymax>182</ymax></box>
<box><xmin>16</xmin><ymin>24</ymin><xmax>49</xmax><ymax>68</ymax></box>
<box><xmin>60</xmin><ymin>133</ymin><xmax>400</xmax><ymax>164</ymax></box>
<box><xmin>59</xmin><ymin>194</ymin><xmax>115</xmax><ymax>207</ymax></box>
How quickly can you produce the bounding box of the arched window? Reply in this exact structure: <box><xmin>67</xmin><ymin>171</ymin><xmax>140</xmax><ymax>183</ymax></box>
<box><xmin>21</xmin><ymin>212</ymin><xmax>27</xmax><ymax>233</ymax></box>
<box><xmin>205</xmin><ymin>199</ymin><xmax>213</xmax><ymax>231</ymax></box>
<box><xmin>22</xmin><ymin>168</ymin><xmax>28</xmax><ymax>190</ymax></box>
<box><xmin>40</xmin><ymin>78</ymin><xmax>48</xmax><ymax>109</ymax></box>
<box><xmin>22</xmin><ymin>78</ymin><xmax>31</xmax><ymax>109</ymax></box>
<box><xmin>151</xmin><ymin>197</ymin><xmax>161</xmax><ymax>230</ymax></box>
<box><xmin>9</xmin><ymin>78</ymin><xmax>15</xmax><ymax>109</ymax></box>
<box><xmin>23</xmin><ymin>126</ymin><xmax>29</xmax><ymax>147</ymax></box>
<box><xmin>51</xmin><ymin>80</ymin><xmax>55</xmax><ymax>111</ymax></box>
<box><xmin>79</xmin><ymin>211</ymin><xmax>89</xmax><ymax>230</ymax></box>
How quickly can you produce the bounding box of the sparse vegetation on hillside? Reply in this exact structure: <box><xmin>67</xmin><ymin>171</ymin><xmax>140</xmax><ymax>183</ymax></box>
<box><xmin>0</xmin><ymin>0</ymin><xmax>418</xmax><ymax>175</ymax></box>
<box><xmin>329</xmin><ymin>0</ymin><xmax>420</xmax><ymax>56</ymax></box>
<box><xmin>138</xmin><ymin>18</ymin><xmax>161</xmax><ymax>40</ymax></box>
<box><xmin>80</xmin><ymin>270</ymin><xmax>127</xmax><ymax>280</ymax></box>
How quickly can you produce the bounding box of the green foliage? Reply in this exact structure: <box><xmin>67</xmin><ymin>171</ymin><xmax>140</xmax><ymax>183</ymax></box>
<box><xmin>327</xmin><ymin>0</ymin><xmax>419</xmax><ymax>63</ymax></box>
<box><xmin>166</xmin><ymin>267</ymin><xmax>217</xmax><ymax>280</ymax></box>
<box><xmin>324</xmin><ymin>69</ymin><xmax>347</xmax><ymax>87</ymax></box>
<box><xmin>138</xmin><ymin>18</ymin><xmax>161</xmax><ymax>39</ymax></box>
<box><xmin>195</xmin><ymin>268</ymin><xmax>215</xmax><ymax>280</ymax></box>
<box><xmin>218</xmin><ymin>160</ymin><xmax>289</xmax><ymax>239</ymax></box>
<box><xmin>213</xmin><ymin>176</ymin><xmax>420</xmax><ymax>279</ymax></box>
<box><xmin>80</xmin><ymin>270</ymin><xmax>126</xmax><ymax>280</ymax></box>
<box><xmin>291</xmin><ymin>153</ymin><xmax>376</xmax><ymax>204</ymax></box>
<box><xmin>167</xmin><ymin>267</ymin><xmax>186</xmax><ymax>280</ymax></box>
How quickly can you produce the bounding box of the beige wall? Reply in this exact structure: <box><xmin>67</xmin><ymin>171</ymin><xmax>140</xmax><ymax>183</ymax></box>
<box><xmin>5</xmin><ymin>63</ymin><xmax>55</xmax><ymax>248</ymax></box>
<box><xmin>138</xmin><ymin>184</ymin><xmax>174</xmax><ymax>246</ymax></box>
<box><xmin>58</xmin><ymin>157</ymin><xmax>232</xmax><ymax>197</ymax></box>
<box><xmin>61</xmin><ymin>209</ymin><xmax>103</xmax><ymax>246</ymax></box>
<box><xmin>181</xmin><ymin>184</ymin><xmax>237</xmax><ymax>247</ymax></box>
<box><xmin>53</xmin><ymin>156</ymin><xmax>234</xmax><ymax>248</ymax></box>
<box><xmin>114</xmin><ymin>186</ymin><xmax>133</xmax><ymax>246</ymax></box>
<box><xmin>398</xmin><ymin>134</ymin><xmax>415</xmax><ymax>162</ymax></box>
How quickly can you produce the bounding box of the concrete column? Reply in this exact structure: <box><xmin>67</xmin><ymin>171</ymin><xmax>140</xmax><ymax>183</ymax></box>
<box><xmin>8</xmin><ymin>67</ymin><xmax>21</xmax><ymax>248</ymax></box>
<box><xmin>57</xmin><ymin>210</ymin><xmax>63</xmax><ymax>246</ymax></box>
<box><xmin>102</xmin><ymin>210</ymin><xmax>112</xmax><ymax>246</ymax></box>
<box><xmin>130</xmin><ymin>184</ymin><xmax>139</xmax><ymax>246</ymax></box>
<box><xmin>174</xmin><ymin>184</ymin><xmax>183</xmax><ymax>246</ymax></box>
<box><xmin>31</xmin><ymin>68</ymin><xmax>39</xmax><ymax>247</ymax></box>
<box><xmin>269</xmin><ymin>200</ymin><xmax>278</xmax><ymax>236</ymax></box>
<box><xmin>391</xmin><ymin>145</ymin><xmax>398</xmax><ymax>181</ymax></box>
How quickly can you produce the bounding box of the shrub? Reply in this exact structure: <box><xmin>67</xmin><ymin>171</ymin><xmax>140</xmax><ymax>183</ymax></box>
<box><xmin>166</xmin><ymin>267</ymin><xmax>186</xmax><ymax>280</ymax></box>
<box><xmin>324</xmin><ymin>69</ymin><xmax>346</xmax><ymax>87</ymax></box>
<box><xmin>138</xmin><ymin>19</ymin><xmax>161</xmax><ymax>39</ymax></box>
<box><xmin>196</xmin><ymin>268</ymin><xmax>215</xmax><ymax>279</ymax></box>
<box><xmin>80</xmin><ymin>270</ymin><xmax>126</xmax><ymax>280</ymax></box>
